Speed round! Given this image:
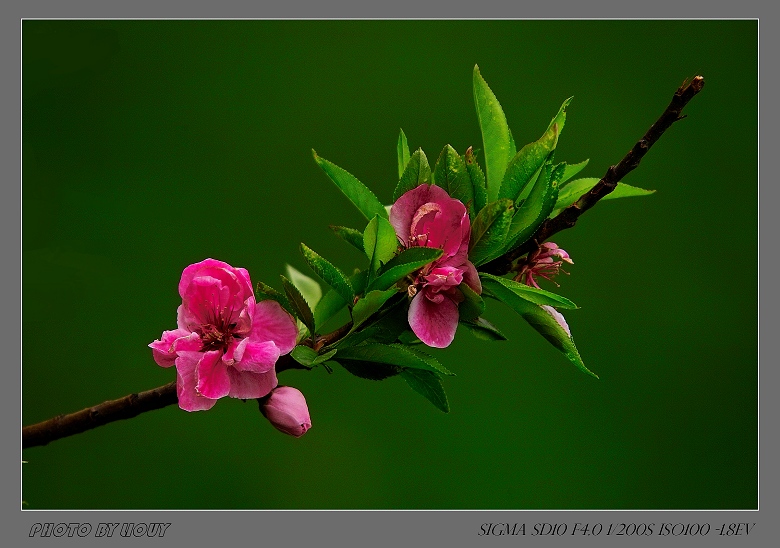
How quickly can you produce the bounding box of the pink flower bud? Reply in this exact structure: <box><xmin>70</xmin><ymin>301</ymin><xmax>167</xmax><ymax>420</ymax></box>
<box><xmin>261</xmin><ymin>386</ymin><xmax>312</xmax><ymax>438</ymax></box>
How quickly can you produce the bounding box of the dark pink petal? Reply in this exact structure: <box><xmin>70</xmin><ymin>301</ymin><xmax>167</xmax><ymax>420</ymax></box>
<box><xmin>419</xmin><ymin>201</ymin><xmax>467</xmax><ymax>257</ymax></box>
<box><xmin>233</xmin><ymin>340</ymin><xmax>280</xmax><ymax>374</ymax></box>
<box><xmin>182</xmin><ymin>275</ymin><xmax>230</xmax><ymax>325</ymax></box>
<box><xmin>408</xmin><ymin>290</ymin><xmax>459</xmax><ymax>348</ymax></box>
<box><xmin>149</xmin><ymin>328</ymin><xmax>190</xmax><ymax>367</ymax></box>
<box><xmin>459</xmin><ymin>260</ymin><xmax>482</xmax><ymax>295</ymax></box>
<box><xmin>173</xmin><ymin>331</ymin><xmax>202</xmax><ymax>353</ymax></box>
<box><xmin>196</xmin><ymin>350</ymin><xmax>231</xmax><ymax>400</ymax></box>
<box><xmin>174</xmin><ymin>351</ymin><xmax>218</xmax><ymax>411</ymax></box>
<box><xmin>178</xmin><ymin>259</ymin><xmax>236</xmax><ymax>298</ymax></box>
<box><xmin>226</xmin><ymin>368</ymin><xmax>277</xmax><ymax>400</ymax></box>
<box><xmin>424</xmin><ymin>266</ymin><xmax>464</xmax><ymax>291</ymax></box>
<box><xmin>390</xmin><ymin>184</ymin><xmax>451</xmax><ymax>245</ymax></box>
<box><xmin>250</xmin><ymin>300</ymin><xmax>298</xmax><ymax>355</ymax></box>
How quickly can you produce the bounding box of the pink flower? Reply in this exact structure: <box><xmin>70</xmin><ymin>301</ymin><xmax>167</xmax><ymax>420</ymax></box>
<box><xmin>150</xmin><ymin>259</ymin><xmax>298</xmax><ymax>412</ymax></box>
<box><xmin>261</xmin><ymin>386</ymin><xmax>312</xmax><ymax>438</ymax></box>
<box><xmin>514</xmin><ymin>242</ymin><xmax>573</xmax><ymax>289</ymax></box>
<box><xmin>390</xmin><ymin>184</ymin><xmax>482</xmax><ymax>348</ymax></box>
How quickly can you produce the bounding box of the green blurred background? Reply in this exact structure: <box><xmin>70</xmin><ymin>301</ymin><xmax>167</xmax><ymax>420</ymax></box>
<box><xmin>22</xmin><ymin>20</ymin><xmax>757</xmax><ymax>509</ymax></box>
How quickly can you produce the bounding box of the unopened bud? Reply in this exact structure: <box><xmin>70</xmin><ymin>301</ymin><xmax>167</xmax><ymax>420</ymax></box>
<box><xmin>261</xmin><ymin>386</ymin><xmax>312</xmax><ymax>438</ymax></box>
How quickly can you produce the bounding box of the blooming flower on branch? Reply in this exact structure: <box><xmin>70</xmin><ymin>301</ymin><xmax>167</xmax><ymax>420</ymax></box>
<box><xmin>389</xmin><ymin>184</ymin><xmax>482</xmax><ymax>348</ymax></box>
<box><xmin>514</xmin><ymin>242</ymin><xmax>573</xmax><ymax>289</ymax></box>
<box><xmin>150</xmin><ymin>259</ymin><xmax>298</xmax><ymax>412</ymax></box>
<box><xmin>261</xmin><ymin>386</ymin><xmax>312</xmax><ymax>437</ymax></box>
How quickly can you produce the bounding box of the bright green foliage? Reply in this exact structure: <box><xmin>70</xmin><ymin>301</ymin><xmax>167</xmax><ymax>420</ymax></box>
<box><xmin>560</xmin><ymin>159</ymin><xmax>589</xmax><ymax>184</ymax></box>
<box><xmin>291</xmin><ymin>346</ymin><xmax>337</xmax><ymax>367</ymax></box>
<box><xmin>280</xmin><ymin>274</ymin><xmax>315</xmax><ymax>335</ymax></box>
<box><xmin>256</xmin><ymin>280</ymin><xmax>294</xmax><ymax>317</ymax></box>
<box><xmin>502</xmin><ymin>158</ymin><xmax>561</xmax><ymax>253</ymax></box>
<box><xmin>314</xmin><ymin>270</ymin><xmax>367</xmax><ymax>328</ymax></box>
<box><xmin>433</xmin><ymin>144</ymin><xmax>475</xmax><ymax>219</ymax></box>
<box><xmin>313</xmin><ymin>150</ymin><xmax>387</xmax><ymax>220</ymax></box>
<box><xmin>393</xmin><ymin>148</ymin><xmax>431</xmax><ymax>202</ymax></box>
<box><xmin>552</xmin><ymin>178</ymin><xmax>656</xmax><ymax>218</ymax></box>
<box><xmin>285</xmin><ymin>264</ymin><xmax>322</xmax><ymax>310</ymax></box>
<box><xmin>351</xmin><ymin>288</ymin><xmax>399</xmax><ymax>330</ymax></box>
<box><xmin>458</xmin><ymin>283</ymin><xmax>485</xmax><ymax>322</ymax></box>
<box><xmin>463</xmin><ymin>147</ymin><xmax>488</xmax><ymax>214</ymax></box>
<box><xmin>498</xmin><ymin>124</ymin><xmax>559</xmax><ymax>204</ymax></box>
<box><xmin>330</xmin><ymin>225</ymin><xmax>366</xmax><ymax>253</ymax></box>
<box><xmin>300</xmin><ymin>243</ymin><xmax>355</xmax><ymax>306</ymax></box>
<box><xmin>480</xmin><ymin>273</ymin><xmax>577</xmax><ymax>309</ymax></box>
<box><xmin>369</xmin><ymin>247</ymin><xmax>442</xmax><ymax>292</ymax></box>
<box><xmin>460</xmin><ymin>317</ymin><xmax>507</xmax><ymax>341</ymax></box>
<box><xmin>473</xmin><ymin>65</ymin><xmax>512</xmax><ymax>202</ymax></box>
<box><xmin>363</xmin><ymin>215</ymin><xmax>399</xmax><ymax>286</ymax></box>
<box><xmin>546</xmin><ymin>97</ymin><xmax>573</xmax><ymax>135</ymax></box>
<box><xmin>468</xmin><ymin>198</ymin><xmax>515</xmax><ymax>267</ymax></box>
<box><xmin>397</xmin><ymin>128</ymin><xmax>411</xmax><ymax>179</ymax></box>
<box><xmin>401</xmin><ymin>369</ymin><xmax>449</xmax><ymax>413</ymax></box>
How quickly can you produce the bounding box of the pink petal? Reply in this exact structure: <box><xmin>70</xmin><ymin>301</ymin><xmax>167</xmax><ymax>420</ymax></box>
<box><xmin>389</xmin><ymin>184</ymin><xmax>451</xmax><ymax>246</ymax></box>
<box><xmin>179</xmin><ymin>259</ymin><xmax>248</xmax><ymax>300</ymax></box>
<box><xmin>250</xmin><ymin>300</ymin><xmax>298</xmax><ymax>355</ymax></box>
<box><xmin>541</xmin><ymin>305</ymin><xmax>571</xmax><ymax>337</ymax></box>
<box><xmin>459</xmin><ymin>260</ymin><xmax>482</xmax><ymax>295</ymax></box>
<box><xmin>408</xmin><ymin>290</ymin><xmax>459</xmax><ymax>348</ymax></box>
<box><xmin>182</xmin><ymin>275</ymin><xmax>232</xmax><ymax>325</ymax></box>
<box><xmin>233</xmin><ymin>340</ymin><xmax>280</xmax><ymax>374</ymax></box>
<box><xmin>226</xmin><ymin>367</ymin><xmax>278</xmax><ymax>399</ymax></box>
<box><xmin>196</xmin><ymin>350</ymin><xmax>231</xmax><ymax>400</ymax></box>
<box><xmin>149</xmin><ymin>328</ymin><xmax>190</xmax><ymax>367</ymax></box>
<box><xmin>262</xmin><ymin>386</ymin><xmax>311</xmax><ymax>437</ymax></box>
<box><xmin>174</xmin><ymin>351</ymin><xmax>218</xmax><ymax>411</ymax></box>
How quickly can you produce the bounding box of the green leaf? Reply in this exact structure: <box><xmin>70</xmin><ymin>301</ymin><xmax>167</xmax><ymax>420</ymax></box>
<box><xmin>397</xmin><ymin>128</ymin><xmax>411</xmax><ymax>179</ymax></box>
<box><xmin>480</xmin><ymin>273</ymin><xmax>578</xmax><ymax>309</ymax></box>
<box><xmin>484</xmin><ymin>279</ymin><xmax>597</xmax><ymax>378</ymax></box>
<box><xmin>473</xmin><ymin>65</ymin><xmax>512</xmax><ymax>203</ymax></box>
<box><xmin>336</xmin><ymin>343</ymin><xmax>453</xmax><ymax>376</ymax></box>
<box><xmin>503</xmin><ymin>157</ymin><xmax>561</xmax><ymax>253</ymax></box>
<box><xmin>363</xmin><ymin>215</ymin><xmax>399</xmax><ymax>285</ymax></box>
<box><xmin>280</xmin><ymin>274</ymin><xmax>315</xmax><ymax>335</ymax></box>
<box><xmin>464</xmin><ymin>147</ymin><xmax>488</xmax><ymax>214</ymax></box>
<box><xmin>312</xmin><ymin>150</ymin><xmax>387</xmax><ymax>220</ymax></box>
<box><xmin>433</xmin><ymin>144</ymin><xmax>475</xmax><ymax>219</ymax></box>
<box><xmin>458</xmin><ymin>282</ymin><xmax>485</xmax><ymax>322</ymax></box>
<box><xmin>330</xmin><ymin>225</ymin><xmax>366</xmax><ymax>253</ymax></box>
<box><xmin>370</xmin><ymin>247</ymin><xmax>442</xmax><ymax>292</ymax></box>
<box><xmin>300</xmin><ymin>243</ymin><xmax>355</xmax><ymax>305</ymax></box>
<box><xmin>460</xmin><ymin>317</ymin><xmax>507</xmax><ymax>341</ymax></box>
<box><xmin>314</xmin><ymin>270</ymin><xmax>367</xmax><ymax>328</ymax></box>
<box><xmin>401</xmin><ymin>369</ymin><xmax>449</xmax><ymax>413</ymax></box>
<box><xmin>498</xmin><ymin>123</ymin><xmax>559</xmax><ymax>204</ymax></box>
<box><xmin>545</xmin><ymin>97</ymin><xmax>573</xmax><ymax>135</ymax></box>
<box><xmin>255</xmin><ymin>281</ymin><xmax>294</xmax><ymax>316</ymax></box>
<box><xmin>393</xmin><ymin>148</ymin><xmax>431</xmax><ymax>202</ymax></box>
<box><xmin>334</xmin><ymin>326</ymin><xmax>381</xmax><ymax>349</ymax></box>
<box><xmin>560</xmin><ymin>159</ymin><xmax>589</xmax><ymax>184</ymax></box>
<box><xmin>468</xmin><ymin>198</ymin><xmax>515</xmax><ymax>267</ymax></box>
<box><xmin>508</xmin><ymin>127</ymin><xmax>517</xmax><ymax>158</ymax></box>
<box><xmin>351</xmin><ymin>288</ymin><xmax>399</xmax><ymax>330</ymax></box>
<box><xmin>336</xmin><ymin>359</ymin><xmax>401</xmax><ymax>381</ymax></box>
<box><xmin>285</xmin><ymin>264</ymin><xmax>322</xmax><ymax>311</ymax></box>
<box><xmin>552</xmin><ymin>178</ymin><xmax>656</xmax><ymax>218</ymax></box>
<box><xmin>291</xmin><ymin>346</ymin><xmax>338</xmax><ymax>367</ymax></box>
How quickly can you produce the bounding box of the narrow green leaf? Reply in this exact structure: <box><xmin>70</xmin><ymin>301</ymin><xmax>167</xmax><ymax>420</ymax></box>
<box><xmin>458</xmin><ymin>283</ymin><xmax>485</xmax><ymax>322</ymax></box>
<box><xmin>336</xmin><ymin>343</ymin><xmax>453</xmax><ymax>376</ymax></box>
<box><xmin>285</xmin><ymin>264</ymin><xmax>322</xmax><ymax>310</ymax></box>
<box><xmin>460</xmin><ymin>317</ymin><xmax>507</xmax><ymax>341</ymax></box>
<box><xmin>313</xmin><ymin>150</ymin><xmax>387</xmax><ymax>220</ymax></box>
<box><xmin>560</xmin><ymin>159</ymin><xmax>589</xmax><ymax>184</ymax></box>
<box><xmin>401</xmin><ymin>369</ymin><xmax>449</xmax><ymax>413</ymax></box>
<box><xmin>498</xmin><ymin>123</ymin><xmax>559</xmax><ymax>204</ymax></box>
<box><xmin>393</xmin><ymin>148</ymin><xmax>431</xmax><ymax>202</ymax></box>
<box><xmin>464</xmin><ymin>147</ymin><xmax>488</xmax><ymax>214</ymax></box>
<box><xmin>397</xmin><ymin>129</ymin><xmax>411</xmax><ymax>179</ymax></box>
<box><xmin>351</xmin><ymin>288</ymin><xmax>399</xmax><ymax>330</ymax></box>
<box><xmin>334</xmin><ymin>326</ymin><xmax>381</xmax><ymax>349</ymax></box>
<box><xmin>485</xmin><ymin>279</ymin><xmax>597</xmax><ymax>378</ymax></box>
<box><xmin>291</xmin><ymin>346</ymin><xmax>338</xmax><ymax>367</ymax></box>
<box><xmin>330</xmin><ymin>225</ymin><xmax>366</xmax><ymax>253</ymax></box>
<box><xmin>468</xmin><ymin>198</ymin><xmax>515</xmax><ymax>267</ymax></box>
<box><xmin>480</xmin><ymin>273</ymin><xmax>578</xmax><ymax>309</ymax></box>
<box><xmin>300</xmin><ymin>243</ymin><xmax>355</xmax><ymax>305</ymax></box>
<box><xmin>433</xmin><ymin>144</ymin><xmax>475</xmax><ymax>219</ymax></box>
<box><xmin>545</xmin><ymin>97</ymin><xmax>573</xmax><ymax>135</ymax></box>
<box><xmin>336</xmin><ymin>359</ymin><xmax>401</xmax><ymax>381</ymax></box>
<box><xmin>508</xmin><ymin>127</ymin><xmax>517</xmax><ymax>158</ymax></box>
<box><xmin>473</xmin><ymin>65</ymin><xmax>512</xmax><ymax>203</ymax></box>
<box><xmin>503</xmin><ymin>157</ymin><xmax>561</xmax><ymax>253</ymax></box>
<box><xmin>363</xmin><ymin>215</ymin><xmax>399</xmax><ymax>285</ymax></box>
<box><xmin>280</xmin><ymin>274</ymin><xmax>315</xmax><ymax>335</ymax></box>
<box><xmin>314</xmin><ymin>270</ymin><xmax>367</xmax><ymax>328</ymax></box>
<box><xmin>552</xmin><ymin>178</ymin><xmax>657</xmax><ymax>218</ymax></box>
<box><xmin>370</xmin><ymin>247</ymin><xmax>442</xmax><ymax>292</ymax></box>
<box><xmin>255</xmin><ymin>281</ymin><xmax>294</xmax><ymax>317</ymax></box>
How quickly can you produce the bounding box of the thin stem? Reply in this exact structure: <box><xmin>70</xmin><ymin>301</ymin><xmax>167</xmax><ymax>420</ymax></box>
<box><xmin>22</xmin><ymin>321</ymin><xmax>354</xmax><ymax>449</ymax></box>
<box><xmin>482</xmin><ymin>75</ymin><xmax>705</xmax><ymax>275</ymax></box>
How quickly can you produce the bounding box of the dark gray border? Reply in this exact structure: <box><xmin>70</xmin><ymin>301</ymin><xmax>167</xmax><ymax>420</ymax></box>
<box><xmin>9</xmin><ymin>1</ymin><xmax>769</xmax><ymax>547</ymax></box>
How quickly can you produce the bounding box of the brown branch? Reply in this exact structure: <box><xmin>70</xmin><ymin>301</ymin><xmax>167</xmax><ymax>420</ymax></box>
<box><xmin>482</xmin><ymin>75</ymin><xmax>705</xmax><ymax>275</ymax></box>
<box><xmin>22</xmin><ymin>321</ymin><xmax>354</xmax><ymax>449</ymax></box>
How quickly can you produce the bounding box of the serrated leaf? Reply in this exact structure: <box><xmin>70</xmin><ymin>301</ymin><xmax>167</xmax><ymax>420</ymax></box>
<box><xmin>335</xmin><ymin>326</ymin><xmax>381</xmax><ymax>349</ymax></box>
<box><xmin>314</xmin><ymin>270</ymin><xmax>368</xmax><ymax>328</ymax></box>
<box><xmin>545</xmin><ymin>97</ymin><xmax>573</xmax><ymax>135</ymax></box>
<box><xmin>330</xmin><ymin>225</ymin><xmax>366</xmax><ymax>253</ymax></box>
<box><xmin>336</xmin><ymin>343</ymin><xmax>453</xmax><ymax>376</ymax></box>
<box><xmin>560</xmin><ymin>159</ymin><xmax>589</xmax><ymax>184</ymax></box>
<box><xmin>551</xmin><ymin>178</ymin><xmax>656</xmax><ymax>218</ymax></box>
<box><xmin>464</xmin><ymin>147</ymin><xmax>488</xmax><ymax>214</ymax></box>
<box><xmin>300</xmin><ymin>243</ymin><xmax>355</xmax><ymax>306</ymax></box>
<box><xmin>291</xmin><ymin>345</ymin><xmax>337</xmax><ymax>367</ymax></box>
<box><xmin>498</xmin><ymin>123</ymin><xmax>559</xmax><ymax>204</ymax></box>
<box><xmin>397</xmin><ymin>129</ymin><xmax>411</xmax><ymax>179</ymax></box>
<box><xmin>480</xmin><ymin>273</ymin><xmax>578</xmax><ymax>309</ymax></box>
<box><xmin>473</xmin><ymin>65</ymin><xmax>512</xmax><ymax>203</ymax></box>
<box><xmin>351</xmin><ymin>288</ymin><xmax>399</xmax><ymax>330</ymax></box>
<box><xmin>433</xmin><ymin>144</ymin><xmax>475</xmax><ymax>219</ymax></box>
<box><xmin>280</xmin><ymin>274</ymin><xmax>315</xmax><ymax>335</ymax></box>
<box><xmin>336</xmin><ymin>359</ymin><xmax>401</xmax><ymax>381</ymax></box>
<box><xmin>313</xmin><ymin>150</ymin><xmax>387</xmax><ymax>220</ymax></box>
<box><xmin>484</xmin><ymin>278</ymin><xmax>597</xmax><ymax>378</ymax></box>
<box><xmin>393</xmin><ymin>148</ymin><xmax>431</xmax><ymax>202</ymax></box>
<box><xmin>363</xmin><ymin>215</ymin><xmax>399</xmax><ymax>285</ymax></box>
<box><xmin>370</xmin><ymin>247</ymin><xmax>442</xmax><ymax>292</ymax></box>
<box><xmin>460</xmin><ymin>317</ymin><xmax>507</xmax><ymax>341</ymax></box>
<box><xmin>468</xmin><ymin>198</ymin><xmax>515</xmax><ymax>267</ymax></box>
<box><xmin>458</xmin><ymin>282</ymin><xmax>485</xmax><ymax>322</ymax></box>
<box><xmin>401</xmin><ymin>368</ymin><xmax>449</xmax><ymax>413</ymax></box>
<box><xmin>285</xmin><ymin>264</ymin><xmax>322</xmax><ymax>310</ymax></box>
<box><xmin>508</xmin><ymin>127</ymin><xmax>517</xmax><ymax>158</ymax></box>
<box><xmin>255</xmin><ymin>281</ymin><xmax>294</xmax><ymax>316</ymax></box>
